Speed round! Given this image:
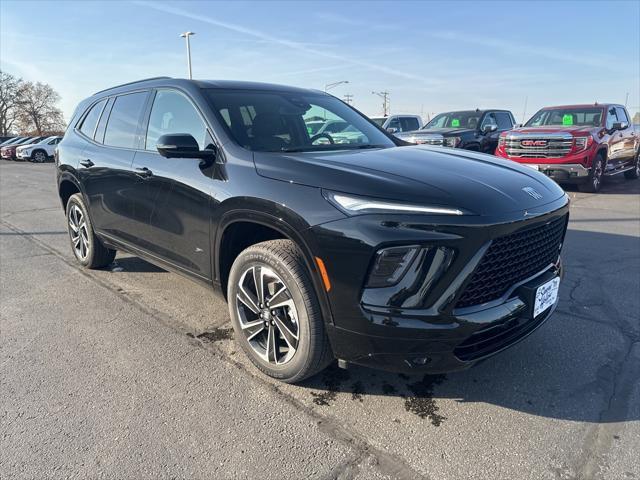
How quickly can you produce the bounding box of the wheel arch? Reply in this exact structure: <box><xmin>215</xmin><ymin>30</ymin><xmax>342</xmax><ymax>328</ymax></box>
<box><xmin>58</xmin><ymin>174</ymin><xmax>82</xmax><ymax>211</ymax></box>
<box><xmin>215</xmin><ymin>210</ymin><xmax>335</xmax><ymax>326</ymax></box>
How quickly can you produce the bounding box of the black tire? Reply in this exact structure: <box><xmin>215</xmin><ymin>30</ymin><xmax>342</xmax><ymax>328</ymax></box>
<box><xmin>31</xmin><ymin>150</ymin><xmax>48</xmax><ymax>163</ymax></box>
<box><xmin>65</xmin><ymin>193</ymin><xmax>116</xmax><ymax>268</ymax></box>
<box><xmin>579</xmin><ymin>154</ymin><xmax>605</xmax><ymax>193</ymax></box>
<box><xmin>624</xmin><ymin>150</ymin><xmax>639</xmax><ymax>179</ymax></box>
<box><xmin>227</xmin><ymin>239</ymin><xmax>333</xmax><ymax>383</ymax></box>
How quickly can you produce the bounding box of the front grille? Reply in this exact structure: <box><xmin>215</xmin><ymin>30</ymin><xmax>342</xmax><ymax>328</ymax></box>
<box><xmin>454</xmin><ymin>313</ymin><xmax>547</xmax><ymax>361</ymax></box>
<box><xmin>408</xmin><ymin>134</ymin><xmax>443</xmax><ymax>145</ymax></box>
<box><xmin>455</xmin><ymin>214</ymin><xmax>567</xmax><ymax>309</ymax></box>
<box><xmin>505</xmin><ymin>136</ymin><xmax>573</xmax><ymax>158</ymax></box>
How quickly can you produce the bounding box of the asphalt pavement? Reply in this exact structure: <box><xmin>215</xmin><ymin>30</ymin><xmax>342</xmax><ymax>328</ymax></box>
<box><xmin>1</xmin><ymin>160</ymin><xmax>638</xmax><ymax>479</ymax></box>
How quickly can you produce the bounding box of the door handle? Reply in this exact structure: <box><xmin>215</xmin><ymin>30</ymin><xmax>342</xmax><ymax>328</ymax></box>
<box><xmin>135</xmin><ymin>167</ymin><xmax>153</xmax><ymax>178</ymax></box>
<box><xmin>80</xmin><ymin>159</ymin><xmax>94</xmax><ymax>168</ymax></box>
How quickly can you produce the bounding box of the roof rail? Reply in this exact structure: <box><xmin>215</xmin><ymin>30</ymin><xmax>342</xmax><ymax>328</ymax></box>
<box><xmin>93</xmin><ymin>76</ymin><xmax>172</xmax><ymax>95</ymax></box>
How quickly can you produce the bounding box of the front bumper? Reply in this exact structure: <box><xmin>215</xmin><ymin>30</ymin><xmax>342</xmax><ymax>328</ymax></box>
<box><xmin>521</xmin><ymin>163</ymin><xmax>590</xmax><ymax>182</ymax></box>
<box><xmin>308</xmin><ymin>196</ymin><xmax>569</xmax><ymax>374</ymax></box>
<box><xmin>326</xmin><ymin>265</ymin><xmax>561</xmax><ymax>373</ymax></box>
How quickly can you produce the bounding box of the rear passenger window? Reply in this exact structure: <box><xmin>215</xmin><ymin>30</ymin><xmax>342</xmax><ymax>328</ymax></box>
<box><xmin>104</xmin><ymin>92</ymin><xmax>148</xmax><ymax>149</ymax></box>
<box><xmin>79</xmin><ymin>99</ymin><xmax>106</xmax><ymax>138</ymax></box>
<box><xmin>615</xmin><ymin>107</ymin><xmax>629</xmax><ymax>124</ymax></box>
<box><xmin>94</xmin><ymin>97</ymin><xmax>114</xmax><ymax>143</ymax></box>
<box><xmin>145</xmin><ymin>90</ymin><xmax>207</xmax><ymax>150</ymax></box>
<box><xmin>494</xmin><ymin>112</ymin><xmax>513</xmax><ymax>130</ymax></box>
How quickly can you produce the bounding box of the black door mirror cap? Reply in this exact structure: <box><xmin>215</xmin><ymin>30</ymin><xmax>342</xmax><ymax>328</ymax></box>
<box><xmin>156</xmin><ymin>133</ymin><xmax>215</xmax><ymax>159</ymax></box>
<box><xmin>611</xmin><ymin>121</ymin><xmax>628</xmax><ymax>132</ymax></box>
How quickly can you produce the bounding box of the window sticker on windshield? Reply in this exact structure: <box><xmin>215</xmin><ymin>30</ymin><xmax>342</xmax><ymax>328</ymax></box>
<box><xmin>562</xmin><ymin>114</ymin><xmax>573</xmax><ymax>126</ymax></box>
<box><xmin>451</xmin><ymin>119</ymin><xmax>460</xmax><ymax>127</ymax></box>
<box><xmin>307</xmin><ymin>126</ymin><xmax>313</xmax><ymax>134</ymax></box>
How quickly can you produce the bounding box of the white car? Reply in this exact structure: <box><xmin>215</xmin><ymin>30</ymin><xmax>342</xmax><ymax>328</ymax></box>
<box><xmin>370</xmin><ymin>114</ymin><xmax>423</xmax><ymax>134</ymax></box>
<box><xmin>16</xmin><ymin>136</ymin><xmax>62</xmax><ymax>162</ymax></box>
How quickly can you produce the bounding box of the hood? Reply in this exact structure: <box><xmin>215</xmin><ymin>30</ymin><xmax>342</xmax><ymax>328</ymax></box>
<box><xmin>253</xmin><ymin>146</ymin><xmax>566</xmax><ymax>216</ymax></box>
<box><xmin>511</xmin><ymin>125</ymin><xmax>599</xmax><ymax>135</ymax></box>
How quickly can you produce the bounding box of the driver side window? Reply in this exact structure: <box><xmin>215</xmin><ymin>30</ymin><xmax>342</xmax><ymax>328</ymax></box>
<box><xmin>481</xmin><ymin>113</ymin><xmax>497</xmax><ymax>129</ymax></box>
<box><xmin>145</xmin><ymin>90</ymin><xmax>207</xmax><ymax>151</ymax></box>
<box><xmin>606</xmin><ymin>108</ymin><xmax>618</xmax><ymax>130</ymax></box>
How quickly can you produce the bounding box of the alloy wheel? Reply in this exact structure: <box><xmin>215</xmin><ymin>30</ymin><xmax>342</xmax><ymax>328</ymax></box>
<box><xmin>34</xmin><ymin>151</ymin><xmax>46</xmax><ymax>163</ymax></box>
<box><xmin>235</xmin><ymin>265</ymin><xmax>299</xmax><ymax>365</ymax></box>
<box><xmin>68</xmin><ymin>204</ymin><xmax>90</xmax><ymax>260</ymax></box>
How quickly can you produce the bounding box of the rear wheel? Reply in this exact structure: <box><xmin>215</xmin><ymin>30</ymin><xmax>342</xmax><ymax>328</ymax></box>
<box><xmin>227</xmin><ymin>240</ymin><xmax>333</xmax><ymax>383</ymax></box>
<box><xmin>624</xmin><ymin>150</ymin><xmax>639</xmax><ymax>179</ymax></box>
<box><xmin>66</xmin><ymin>193</ymin><xmax>116</xmax><ymax>268</ymax></box>
<box><xmin>579</xmin><ymin>154</ymin><xmax>604</xmax><ymax>193</ymax></box>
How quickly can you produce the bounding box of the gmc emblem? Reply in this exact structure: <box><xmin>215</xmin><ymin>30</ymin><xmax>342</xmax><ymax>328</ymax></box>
<box><xmin>521</xmin><ymin>139</ymin><xmax>547</xmax><ymax>147</ymax></box>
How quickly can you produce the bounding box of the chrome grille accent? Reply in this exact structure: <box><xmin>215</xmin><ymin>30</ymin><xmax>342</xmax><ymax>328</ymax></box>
<box><xmin>504</xmin><ymin>133</ymin><xmax>573</xmax><ymax>158</ymax></box>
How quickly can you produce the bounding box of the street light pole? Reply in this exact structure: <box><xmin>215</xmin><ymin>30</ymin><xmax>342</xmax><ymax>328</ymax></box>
<box><xmin>180</xmin><ymin>31</ymin><xmax>195</xmax><ymax>79</ymax></box>
<box><xmin>324</xmin><ymin>80</ymin><xmax>349</xmax><ymax>92</ymax></box>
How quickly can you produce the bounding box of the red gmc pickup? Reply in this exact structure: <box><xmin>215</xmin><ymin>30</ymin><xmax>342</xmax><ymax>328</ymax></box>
<box><xmin>495</xmin><ymin>104</ymin><xmax>639</xmax><ymax>192</ymax></box>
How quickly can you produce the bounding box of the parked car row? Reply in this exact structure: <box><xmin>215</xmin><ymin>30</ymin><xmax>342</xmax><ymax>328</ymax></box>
<box><xmin>0</xmin><ymin>135</ymin><xmax>62</xmax><ymax>162</ymax></box>
<box><xmin>383</xmin><ymin>103</ymin><xmax>638</xmax><ymax>193</ymax></box>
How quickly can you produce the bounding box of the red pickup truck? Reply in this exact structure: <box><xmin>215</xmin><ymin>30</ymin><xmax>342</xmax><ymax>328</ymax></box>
<box><xmin>495</xmin><ymin>104</ymin><xmax>639</xmax><ymax>192</ymax></box>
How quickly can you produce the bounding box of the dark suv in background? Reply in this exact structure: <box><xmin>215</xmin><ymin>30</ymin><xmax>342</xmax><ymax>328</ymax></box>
<box><xmin>57</xmin><ymin>77</ymin><xmax>568</xmax><ymax>383</ymax></box>
<box><xmin>396</xmin><ymin>109</ymin><xmax>516</xmax><ymax>154</ymax></box>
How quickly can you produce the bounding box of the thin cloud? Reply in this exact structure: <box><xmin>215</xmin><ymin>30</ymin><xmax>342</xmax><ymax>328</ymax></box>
<box><xmin>428</xmin><ymin>31</ymin><xmax>620</xmax><ymax>70</ymax></box>
<box><xmin>134</xmin><ymin>0</ymin><xmax>429</xmax><ymax>83</ymax></box>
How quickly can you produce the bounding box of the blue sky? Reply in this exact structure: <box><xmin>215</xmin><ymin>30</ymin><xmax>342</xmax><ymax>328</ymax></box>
<box><xmin>1</xmin><ymin>1</ymin><xmax>638</xmax><ymax>123</ymax></box>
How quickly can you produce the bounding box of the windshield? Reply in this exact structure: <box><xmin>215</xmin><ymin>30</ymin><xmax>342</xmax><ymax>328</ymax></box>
<box><xmin>206</xmin><ymin>89</ymin><xmax>394</xmax><ymax>152</ymax></box>
<box><xmin>370</xmin><ymin>117</ymin><xmax>386</xmax><ymax>127</ymax></box>
<box><xmin>526</xmin><ymin>107</ymin><xmax>604</xmax><ymax>127</ymax></box>
<box><xmin>424</xmin><ymin>111</ymin><xmax>481</xmax><ymax>129</ymax></box>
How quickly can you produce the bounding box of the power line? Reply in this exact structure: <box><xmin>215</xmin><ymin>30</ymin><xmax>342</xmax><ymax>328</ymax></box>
<box><xmin>343</xmin><ymin>94</ymin><xmax>353</xmax><ymax>105</ymax></box>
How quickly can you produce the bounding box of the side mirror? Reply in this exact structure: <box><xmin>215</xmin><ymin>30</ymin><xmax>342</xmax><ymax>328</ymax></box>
<box><xmin>156</xmin><ymin>133</ymin><xmax>215</xmax><ymax>159</ymax></box>
<box><xmin>612</xmin><ymin>121</ymin><xmax>628</xmax><ymax>131</ymax></box>
<box><xmin>483</xmin><ymin>124</ymin><xmax>498</xmax><ymax>134</ymax></box>
<box><xmin>386</xmin><ymin>127</ymin><xmax>398</xmax><ymax>134</ymax></box>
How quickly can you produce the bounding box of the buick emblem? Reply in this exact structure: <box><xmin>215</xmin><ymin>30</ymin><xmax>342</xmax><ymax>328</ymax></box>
<box><xmin>522</xmin><ymin>187</ymin><xmax>543</xmax><ymax>200</ymax></box>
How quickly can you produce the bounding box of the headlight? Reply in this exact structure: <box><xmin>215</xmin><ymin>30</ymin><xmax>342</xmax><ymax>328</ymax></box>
<box><xmin>323</xmin><ymin>191</ymin><xmax>465</xmax><ymax>216</ymax></box>
<box><xmin>21</xmin><ymin>149</ymin><xmax>32</xmax><ymax>155</ymax></box>
<box><xmin>443</xmin><ymin>136</ymin><xmax>461</xmax><ymax>148</ymax></box>
<box><xmin>574</xmin><ymin>135</ymin><xmax>593</xmax><ymax>152</ymax></box>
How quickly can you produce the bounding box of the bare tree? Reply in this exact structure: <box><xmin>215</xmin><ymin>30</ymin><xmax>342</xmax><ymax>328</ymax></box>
<box><xmin>16</xmin><ymin>81</ymin><xmax>66</xmax><ymax>135</ymax></box>
<box><xmin>0</xmin><ymin>71</ymin><xmax>23</xmax><ymax>136</ymax></box>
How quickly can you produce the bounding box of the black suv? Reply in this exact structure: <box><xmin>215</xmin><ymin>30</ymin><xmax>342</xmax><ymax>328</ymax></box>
<box><xmin>395</xmin><ymin>109</ymin><xmax>516</xmax><ymax>154</ymax></box>
<box><xmin>57</xmin><ymin>78</ymin><xmax>569</xmax><ymax>383</ymax></box>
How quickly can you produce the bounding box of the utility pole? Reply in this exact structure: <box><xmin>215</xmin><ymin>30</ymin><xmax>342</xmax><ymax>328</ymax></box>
<box><xmin>625</xmin><ymin>92</ymin><xmax>629</xmax><ymax>108</ymax></box>
<box><xmin>372</xmin><ymin>91</ymin><xmax>390</xmax><ymax>116</ymax></box>
<box><xmin>521</xmin><ymin>96</ymin><xmax>528</xmax><ymax>124</ymax></box>
<box><xmin>180</xmin><ymin>31</ymin><xmax>195</xmax><ymax>79</ymax></box>
<box><xmin>343</xmin><ymin>94</ymin><xmax>353</xmax><ymax>105</ymax></box>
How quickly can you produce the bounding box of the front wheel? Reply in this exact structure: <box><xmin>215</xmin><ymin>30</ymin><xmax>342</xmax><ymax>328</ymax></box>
<box><xmin>66</xmin><ymin>193</ymin><xmax>116</xmax><ymax>268</ymax></box>
<box><xmin>227</xmin><ymin>240</ymin><xmax>333</xmax><ymax>383</ymax></box>
<box><xmin>31</xmin><ymin>150</ymin><xmax>48</xmax><ymax>163</ymax></box>
<box><xmin>579</xmin><ymin>154</ymin><xmax>604</xmax><ymax>193</ymax></box>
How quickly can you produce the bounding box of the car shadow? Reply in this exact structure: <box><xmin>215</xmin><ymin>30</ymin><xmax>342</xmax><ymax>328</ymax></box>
<box><xmin>563</xmin><ymin>175</ymin><xmax>639</xmax><ymax>195</ymax></box>
<box><xmin>109</xmin><ymin>255</ymin><xmax>166</xmax><ymax>273</ymax></box>
<box><xmin>297</xmin><ymin>226</ymin><xmax>640</xmax><ymax>426</ymax></box>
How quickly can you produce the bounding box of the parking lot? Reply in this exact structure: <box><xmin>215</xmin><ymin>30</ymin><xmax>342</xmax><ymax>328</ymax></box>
<box><xmin>0</xmin><ymin>160</ymin><xmax>638</xmax><ymax>479</ymax></box>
